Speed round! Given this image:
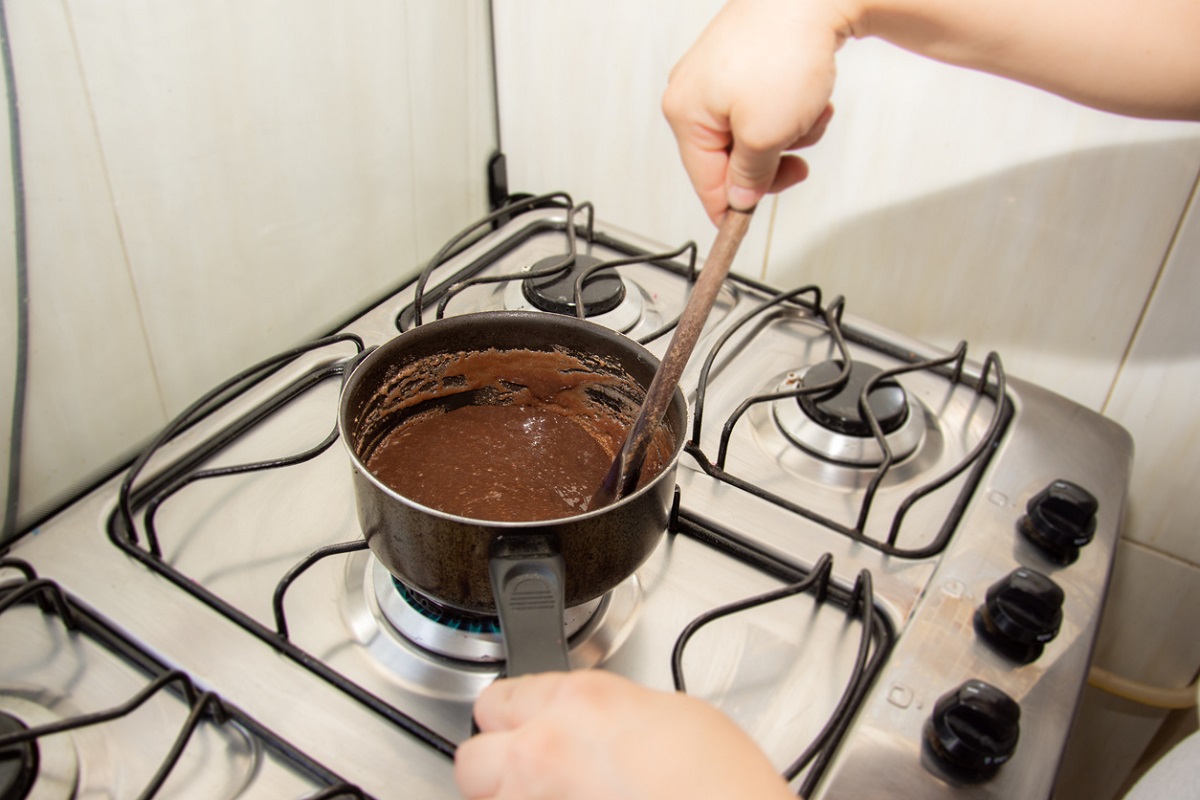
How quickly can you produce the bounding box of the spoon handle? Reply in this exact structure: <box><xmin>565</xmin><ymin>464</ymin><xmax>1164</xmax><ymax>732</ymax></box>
<box><xmin>595</xmin><ymin>206</ymin><xmax>755</xmax><ymax>506</ymax></box>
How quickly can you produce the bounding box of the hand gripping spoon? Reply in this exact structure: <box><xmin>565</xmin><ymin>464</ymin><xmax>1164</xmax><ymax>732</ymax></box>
<box><xmin>592</xmin><ymin>205</ymin><xmax>755</xmax><ymax>508</ymax></box>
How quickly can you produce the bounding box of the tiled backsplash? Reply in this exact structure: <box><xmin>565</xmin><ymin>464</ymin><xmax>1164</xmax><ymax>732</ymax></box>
<box><xmin>0</xmin><ymin>1</ymin><xmax>495</xmax><ymax>526</ymax></box>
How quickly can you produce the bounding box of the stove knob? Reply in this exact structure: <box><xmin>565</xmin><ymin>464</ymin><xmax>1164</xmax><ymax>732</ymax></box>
<box><xmin>925</xmin><ymin>680</ymin><xmax>1020</xmax><ymax>780</ymax></box>
<box><xmin>974</xmin><ymin>568</ymin><xmax>1064</xmax><ymax>663</ymax></box>
<box><xmin>1018</xmin><ymin>480</ymin><xmax>1098</xmax><ymax>565</ymax></box>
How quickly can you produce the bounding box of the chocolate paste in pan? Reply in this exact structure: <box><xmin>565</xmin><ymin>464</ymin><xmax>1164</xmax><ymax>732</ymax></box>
<box><xmin>359</xmin><ymin>347</ymin><xmax>674</xmax><ymax>521</ymax></box>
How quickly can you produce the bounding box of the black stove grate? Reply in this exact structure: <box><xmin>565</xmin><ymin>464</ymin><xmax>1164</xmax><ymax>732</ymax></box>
<box><xmin>667</xmin><ymin>537</ymin><xmax>890</xmax><ymax>795</ymax></box>
<box><xmin>102</xmin><ymin>332</ymin><xmax>892</xmax><ymax>792</ymax></box>
<box><xmin>105</xmin><ymin>336</ymin><xmax>459</xmax><ymax>760</ymax></box>
<box><xmin>397</xmin><ymin>192</ymin><xmax>699</xmax><ymax>346</ymax></box>
<box><xmin>669</xmin><ymin>510</ymin><xmax>893</xmax><ymax>797</ymax></box>
<box><xmin>0</xmin><ymin>560</ymin><xmax>369</xmax><ymax>799</ymax></box>
<box><xmin>90</xmin><ymin>199</ymin><xmax>919</xmax><ymax>792</ymax></box>
<box><xmin>683</xmin><ymin>283</ymin><xmax>1012</xmax><ymax>558</ymax></box>
<box><xmin>394</xmin><ymin>192</ymin><xmax>1012</xmax><ymax>558</ymax></box>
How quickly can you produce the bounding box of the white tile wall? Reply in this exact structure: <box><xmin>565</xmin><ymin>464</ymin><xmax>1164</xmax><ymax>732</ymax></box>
<box><xmin>768</xmin><ymin>39</ymin><xmax>1200</xmax><ymax>413</ymax></box>
<box><xmin>4</xmin><ymin>0</ymin><xmax>164</xmax><ymax>512</ymax></box>
<box><xmin>1105</xmin><ymin>180</ymin><xmax>1200</xmax><ymax>564</ymax></box>
<box><xmin>67</xmin><ymin>0</ymin><xmax>494</xmax><ymax>416</ymax></box>
<box><xmin>0</xmin><ymin>1</ymin><xmax>495</xmax><ymax>527</ymax></box>
<box><xmin>490</xmin><ymin>0</ymin><xmax>755</xmax><ymax>265</ymax></box>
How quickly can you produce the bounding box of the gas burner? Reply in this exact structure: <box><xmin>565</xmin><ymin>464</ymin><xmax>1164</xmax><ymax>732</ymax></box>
<box><xmin>523</xmin><ymin>254</ymin><xmax>625</xmax><ymax>315</ymax></box>
<box><xmin>340</xmin><ymin>552</ymin><xmax>642</xmax><ymax>702</ymax></box>
<box><xmin>0</xmin><ymin>697</ymin><xmax>78</xmax><ymax>800</ymax></box>
<box><xmin>772</xmin><ymin>360</ymin><xmax>926</xmax><ymax>466</ymax></box>
<box><xmin>0</xmin><ymin>710</ymin><xmax>36</xmax><ymax>800</ymax></box>
<box><xmin>504</xmin><ymin>255</ymin><xmax>644</xmax><ymax>332</ymax></box>
<box><xmin>370</xmin><ymin>558</ymin><xmax>606</xmax><ymax>664</ymax></box>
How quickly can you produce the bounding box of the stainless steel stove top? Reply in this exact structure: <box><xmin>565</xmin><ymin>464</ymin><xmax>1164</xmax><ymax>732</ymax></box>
<box><xmin>0</xmin><ymin>197</ymin><xmax>1132</xmax><ymax>799</ymax></box>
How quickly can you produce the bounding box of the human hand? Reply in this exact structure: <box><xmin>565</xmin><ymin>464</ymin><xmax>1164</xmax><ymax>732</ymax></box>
<box><xmin>662</xmin><ymin>0</ymin><xmax>857</xmax><ymax>224</ymax></box>
<box><xmin>454</xmin><ymin>670</ymin><xmax>794</xmax><ymax>800</ymax></box>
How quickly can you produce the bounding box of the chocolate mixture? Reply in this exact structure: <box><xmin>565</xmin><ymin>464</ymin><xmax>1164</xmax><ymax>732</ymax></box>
<box><xmin>358</xmin><ymin>347</ymin><xmax>674</xmax><ymax>521</ymax></box>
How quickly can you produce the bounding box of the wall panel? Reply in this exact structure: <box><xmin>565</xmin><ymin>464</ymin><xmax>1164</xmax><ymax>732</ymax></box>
<box><xmin>0</xmin><ymin>0</ymin><xmax>494</xmax><ymax>529</ymax></box>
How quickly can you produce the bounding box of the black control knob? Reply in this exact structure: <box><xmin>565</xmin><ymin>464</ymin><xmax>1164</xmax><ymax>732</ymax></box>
<box><xmin>925</xmin><ymin>680</ymin><xmax>1020</xmax><ymax>780</ymax></box>
<box><xmin>1018</xmin><ymin>480</ymin><xmax>1098</xmax><ymax>565</ymax></box>
<box><xmin>974</xmin><ymin>568</ymin><xmax>1064</xmax><ymax>663</ymax></box>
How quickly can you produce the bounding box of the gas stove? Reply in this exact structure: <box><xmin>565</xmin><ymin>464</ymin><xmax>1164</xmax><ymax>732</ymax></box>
<box><xmin>0</xmin><ymin>195</ymin><xmax>1131</xmax><ymax>798</ymax></box>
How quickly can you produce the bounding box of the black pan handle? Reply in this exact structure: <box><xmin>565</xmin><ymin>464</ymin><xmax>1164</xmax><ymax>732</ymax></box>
<box><xmin>488</xmin><ymin>533</ymin><xmax>570</xmax><ymax>676</ymax></box>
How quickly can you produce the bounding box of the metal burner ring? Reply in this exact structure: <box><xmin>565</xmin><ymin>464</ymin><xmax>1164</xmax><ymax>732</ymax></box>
<box><xmin>772</xmin><ymin>369</ymin><xmax>926</xmax><ymax>466</ymax></box>
<box><xmin>371</xmin><ymin>559</ymin><xmax>603</xmax><ymax>663</ymax></box>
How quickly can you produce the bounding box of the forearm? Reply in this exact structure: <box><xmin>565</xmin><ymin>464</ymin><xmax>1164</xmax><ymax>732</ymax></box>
<box><xmin>663</xmin><ymin>0</ymin><xmax>1199</xmax><ymax>224</ymax></box>
<box><xmin>851</xmin><ymin>0</ymin><xmax>1200</xmax><ymax>120</ymax></box>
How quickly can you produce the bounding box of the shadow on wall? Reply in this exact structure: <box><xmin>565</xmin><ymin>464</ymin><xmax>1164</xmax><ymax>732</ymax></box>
<box><xmin>765</xmin><ymin>138</ymin><xmax>1200</xmax><ymax>403</ymax></box>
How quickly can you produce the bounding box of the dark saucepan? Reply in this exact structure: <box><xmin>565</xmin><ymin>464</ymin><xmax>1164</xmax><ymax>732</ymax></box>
<box><xmin>338</xmin><ymin>311</ymin><xmax>686</xmax><ymax>675</ymax></box>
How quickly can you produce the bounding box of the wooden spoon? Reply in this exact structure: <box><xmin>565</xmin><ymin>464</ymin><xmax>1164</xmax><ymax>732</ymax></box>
<box><xmin>592</xmin><ymin>206</ymin><xmax>755</xmax><ymax>508</ymax></box>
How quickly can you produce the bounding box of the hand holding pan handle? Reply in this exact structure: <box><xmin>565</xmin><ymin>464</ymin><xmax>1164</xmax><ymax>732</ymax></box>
<box><xmin>488</xmin><ymin>533</ymin><xmax>571</xmax><ymax>676</ymax></box>
<box><xmin>472</xmin><ymin>533</ymin><xmax>570</xmax><ymax>736</ymax></box>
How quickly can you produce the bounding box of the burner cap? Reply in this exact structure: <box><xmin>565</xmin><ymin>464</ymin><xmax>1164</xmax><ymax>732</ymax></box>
<box><xmin>798</xmin><ymin>360</ymin><xmax>908</xmax><ymax>436</ymax></box>
<box><xmin>0</xmin><ymin>711</ymin><xmax>38</xmax><ymax>800</ymax></box>
<box><xmin>522</xmin><ymin>255</ymin><xmax>626</xmax><ymax>317</ymax></box>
